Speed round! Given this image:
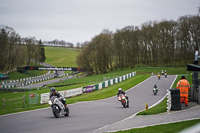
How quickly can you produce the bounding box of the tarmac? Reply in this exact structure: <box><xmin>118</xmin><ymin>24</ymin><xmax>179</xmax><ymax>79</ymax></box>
<box><xmin>93</xmin><ymin>101</ymin><xmax>200</xmax><ymax>133</ymax></box>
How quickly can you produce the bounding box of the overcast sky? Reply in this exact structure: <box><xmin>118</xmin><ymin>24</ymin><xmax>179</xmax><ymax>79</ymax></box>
<box><xmin>0</xmin><ymin>0</ymin><xmax>199</xmax><ymax>44</ymax></box>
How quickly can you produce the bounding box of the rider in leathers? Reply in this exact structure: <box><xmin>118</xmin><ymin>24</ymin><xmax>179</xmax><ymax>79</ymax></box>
<box><xmin>50</xmin><ymin>87</ymin><xmax>67</xmax><ymax>108</ymax></box>
<box><xmin>117</xmin><ymin>88</ymin><xmax>129</xmax><ymax>107</ymax></box>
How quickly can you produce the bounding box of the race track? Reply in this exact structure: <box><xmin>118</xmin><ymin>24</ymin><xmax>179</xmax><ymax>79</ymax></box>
<box><xmin>0</xmin><ymin>75</ymin><xmax>176</xmax><ymax>133</ymax></box>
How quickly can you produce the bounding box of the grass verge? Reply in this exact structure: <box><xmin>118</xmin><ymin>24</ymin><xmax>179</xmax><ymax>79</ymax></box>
<box><xmin>137</xmin><ymin>98</ymin><xmax>167</xmax><ymax>115</ymax></box>
<box><xmin>113</xmin><ymin>119</ymin><xmax>200</xmax><ymax>133</ymax></box>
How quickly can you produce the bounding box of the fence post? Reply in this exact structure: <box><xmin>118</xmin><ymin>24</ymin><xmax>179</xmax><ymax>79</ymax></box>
<box><xmin>3</xmin><ymin>98</ymin><xmax>5</xmax><ymax>109</ymax></box>
<box><xmin>23</xmin><ymin>94</ymin><xmax>25</xmax><ymax>108</ymax></box>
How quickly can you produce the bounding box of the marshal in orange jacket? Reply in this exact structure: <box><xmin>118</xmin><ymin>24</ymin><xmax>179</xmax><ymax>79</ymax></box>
<box><xmin>176</xmin><ymin>77</ymin><xmax>190</xmax><ymax>97</ymax></box>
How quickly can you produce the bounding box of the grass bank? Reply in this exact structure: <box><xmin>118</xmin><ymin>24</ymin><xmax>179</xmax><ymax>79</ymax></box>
<box><xmin>45</xmin><ymin>46</ymin><xmax>80</xmax><ymax>67</ymax></box>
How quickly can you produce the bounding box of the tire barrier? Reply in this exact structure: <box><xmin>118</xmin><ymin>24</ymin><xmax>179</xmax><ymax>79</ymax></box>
<box><xmin>0</xmin><ymin>88</ymin><xmax>37</xmax><ymax>92</ymax></box>
<box><xmin>0</xmin><ymin>74</ymin><xmax>55</xmax><ymax>89</ymax></box>
<box><xmin>0</xmin><ymin>71</ymin><xmax>51</xmax><ymax>85</ymax></box>
<box><xmin>167</xmin><ymin>89</ymin><xmax>181</xmax><ymax>111</ymax></box>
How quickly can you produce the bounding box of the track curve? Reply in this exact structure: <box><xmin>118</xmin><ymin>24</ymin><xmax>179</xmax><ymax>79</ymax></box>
<box><xmin>0</xmin><ymin>75</ymin><xmax>176</xmax><ymax>133</ymax></box>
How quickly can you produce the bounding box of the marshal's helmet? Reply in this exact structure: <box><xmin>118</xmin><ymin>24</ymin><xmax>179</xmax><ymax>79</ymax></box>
<box><xmin>181</xmin><ymin>76</ymin><xmax>186</xmax><ymax>79</ymax></box>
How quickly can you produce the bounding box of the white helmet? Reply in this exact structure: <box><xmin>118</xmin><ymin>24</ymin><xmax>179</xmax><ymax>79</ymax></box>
<box><xmin>118</xmin><ymin>88</ymin><xmax>122</xmax><ymax>91</ymax></box>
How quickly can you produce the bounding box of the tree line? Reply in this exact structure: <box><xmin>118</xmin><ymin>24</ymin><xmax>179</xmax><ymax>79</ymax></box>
<box><xmin>0</xmin><ymin>25</ymin><xmax>46</xmax><ymax>73</ymax></box>
<box><xmin>77</xmin><ymin>15</ymin><xmax>200</xmax><ymax>74</ymax></box>
<box><xmin>42</xmin><ymin>39</ymin><xmax>75</xmax><ymax>48</ymax></box>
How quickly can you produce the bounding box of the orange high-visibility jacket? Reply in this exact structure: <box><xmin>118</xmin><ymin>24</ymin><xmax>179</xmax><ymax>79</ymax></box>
<box><xmin>176</xmin><ymin>79</ymin><xmax>190</xmax><ymax>97</ymax></box>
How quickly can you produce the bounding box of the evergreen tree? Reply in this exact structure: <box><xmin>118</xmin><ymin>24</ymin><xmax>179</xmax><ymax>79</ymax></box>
<box><xmin>39</xmin><ymin>39</ymin><xmax>46</xmax><ymax>62</ymax></box>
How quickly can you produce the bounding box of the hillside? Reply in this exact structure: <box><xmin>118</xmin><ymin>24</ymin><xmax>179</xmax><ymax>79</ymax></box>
<box><xmin>45</xmin><ymin>46</ymin><xmax>80</xmax><ymax>67</ymax></box>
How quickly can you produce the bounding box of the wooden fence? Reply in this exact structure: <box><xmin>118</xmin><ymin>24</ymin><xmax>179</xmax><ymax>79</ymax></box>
<box><xmin>2</xmin><ymin>95</ymin><xmax>25</xmax><ymax>109</ymax></box>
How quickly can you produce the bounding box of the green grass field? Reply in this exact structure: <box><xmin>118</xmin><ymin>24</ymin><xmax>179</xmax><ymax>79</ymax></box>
<box><xmin>45</xmin><ymin>46</ymin><xmax>80</xmax><ymax>67</ymax></box>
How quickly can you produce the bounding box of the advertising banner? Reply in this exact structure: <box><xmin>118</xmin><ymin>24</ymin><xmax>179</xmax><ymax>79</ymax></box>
<box><xmin>83</xmin><ymin>85</ymin><xmax>96</xmax><ymax>93</ymax></box>
<box><xmin>17</xmin><ymin>66</ymin><xmax>83</xmax><ymax>72</ymax></box>
<box><xmin>64</xmin><ymin>88</ymin><xmax>82</xmax><ymax>98</ymax></box>
<box><xmin>59</xmin><ymin>91</ymin><xmax>65</xmax><ymax>98</ymax></box>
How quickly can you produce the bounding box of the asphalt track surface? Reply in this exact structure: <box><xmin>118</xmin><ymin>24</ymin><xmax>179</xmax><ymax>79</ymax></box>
<box><xmin>0</xmin><ymin>75</ymin><xmax>176</xmax><ymax>133</ymax></box>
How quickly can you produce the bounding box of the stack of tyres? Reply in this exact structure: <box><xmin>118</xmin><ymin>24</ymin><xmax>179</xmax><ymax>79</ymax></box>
<box><xmin>170</xmin><ymin>89</ymin><xmax>181</xmax><ymax>110</ymax></box>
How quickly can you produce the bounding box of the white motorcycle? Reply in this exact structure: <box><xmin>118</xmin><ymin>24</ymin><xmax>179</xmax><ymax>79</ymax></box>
<box><xmin>48</xmin><ymin>96</ymin><xmax>69</xmax><ymax>118</ymax></box>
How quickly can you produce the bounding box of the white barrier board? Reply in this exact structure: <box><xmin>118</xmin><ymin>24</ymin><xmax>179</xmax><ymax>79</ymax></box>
<box><xmin>64</xmin><ymin>87</ymin><xmax>82</xmax><ymax>98</ymax></box>
<box><xmin>40</xmin><ymin>93</ymin><xmax>49</xmax><ymax>104</ymax></box>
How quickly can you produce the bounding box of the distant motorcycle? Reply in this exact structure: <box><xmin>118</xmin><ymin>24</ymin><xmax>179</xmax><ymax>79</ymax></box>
<box><xmin>48</xmin><ymin>96</ymin><xmax>69</xmax><ymax>118</ymax></box>
<box><xmin>165</xmin><ymin>73</ymin><xmax>167</xmax><ymax>78</ymax></box>
<box><xmin>118</xmin><ymin>94</ymin><xmax>129</xmax><ymax>108</ymax></box>
<box><xmin>158</xmin><ymin>74</ymin><xmax>160</xmax><ymax>80</ymax></box>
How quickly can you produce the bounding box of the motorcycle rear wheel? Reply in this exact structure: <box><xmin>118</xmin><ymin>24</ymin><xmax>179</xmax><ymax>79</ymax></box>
<box><xmin>64</xmin><ymin>107</ymin><xmax>70</xmax><ymax>116</ymax></box>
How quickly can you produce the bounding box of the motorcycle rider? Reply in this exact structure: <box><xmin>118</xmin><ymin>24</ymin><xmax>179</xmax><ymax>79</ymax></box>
<box><xmin>117</xmin><ymin>88</ymin><xmax>129</xmax><ymax>107</ymax></box>
<box><xmin>153</xmin><ymin>84</ymin><xmax>158</xmax><ymax>95</ymax></box>
<box><xmin>50</xmin><ymin>87</ymin><xmax>67</xmax><ymax>108</ymax></box>
<box><xmin>158</xmin><ymin>72</ymin><xmax>161</xmax><ymax>79</ymax></box>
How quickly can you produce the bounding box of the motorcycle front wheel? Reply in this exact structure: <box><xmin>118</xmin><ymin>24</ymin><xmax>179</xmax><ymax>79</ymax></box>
<box><xmin>52</xmin><ymin>105</ymin><xmax>60</xmax><ymax>118</ymax></box>
<box><xmin>122</xmin><ymin>100</ymin><xmax>126</xmax><ymax>108</ymax></box>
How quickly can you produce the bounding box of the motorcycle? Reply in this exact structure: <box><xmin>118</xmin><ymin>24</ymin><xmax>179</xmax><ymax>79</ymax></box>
<box><xmin>118</xmin><ymin>94</ymin><xmax>129</xmax><ymax>108</ymax></box>
<box><xmin>158</xmin><ymin>74</ymin><xmax>160</xmax><ymax>80</ymax></box>
<box><xmin>165</xmin><ymin>73</ymin><xmax>167</xmax><ymax>78</ymax></box>
<box><xmin>153</xmin><ymin>87</ymin><xmax>158</xmax><ymax>95</ymax></box>
<box><xmin>48</xmin><ymin>96</ymin><xmax>69</xmax><ymax>118</ymax></box>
